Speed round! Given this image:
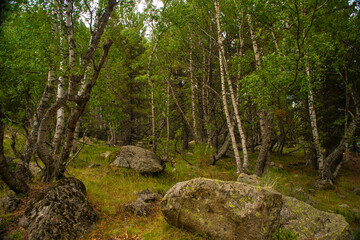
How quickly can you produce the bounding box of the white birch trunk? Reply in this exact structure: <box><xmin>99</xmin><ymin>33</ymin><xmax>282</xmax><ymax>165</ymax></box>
<box><xmin>189</xmin><ymin>27</ymin><xmax>199</xmax><ymax>143</ymax></box>
<box><xmin>147</xmin><ymin>38</ymin><xmax>160</xmax><ymax>151</ymax></box>
<box><xmin>52</xmin><ymin>64</ymin><xmax>65</xmax><ymax>153</ymax></box>
<box><xmin>215</xmin><ymin>0</ymin><xmax>242</xmax><ymax>173</ymax></box>
<box><xmin>220</xmin><ymin>47</ymin><xmax>249</xmax><ymax>173</ymax></box>
<box><xmin>306</xmin><ymin>66</ymin><xmax>324</xmax><ymax>178</ymax></box>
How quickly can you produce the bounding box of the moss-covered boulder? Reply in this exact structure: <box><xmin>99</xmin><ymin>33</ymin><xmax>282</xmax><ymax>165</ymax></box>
<box><xmin>161</xmin><ymin>178</ymin><xmax>283</xmax><ymax>240</ymax></box>
<box><xmin>110</xmin><ymin>145</ymin><xmax>165</xmax><ymax>174</ymax></box>
<box><xmin>281</xmin><ymin>196</ymin><xmax>351</xmax><ymax>240</ymax></box>
<box><xmin>161</xmin><ymin>177</ymin><xmax>351</xmax><ymax>240</ymax></box>
<box><xmin>19</xmin><ymin>177</ymin><xmax>99</xmax><ymax>240</ymax></box>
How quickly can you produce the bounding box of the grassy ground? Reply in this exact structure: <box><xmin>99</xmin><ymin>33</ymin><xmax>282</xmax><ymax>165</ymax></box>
<box><xmin>1</xmin><ymin>139</ymin><xmax>360</xmax><ymax>239</ymax></box>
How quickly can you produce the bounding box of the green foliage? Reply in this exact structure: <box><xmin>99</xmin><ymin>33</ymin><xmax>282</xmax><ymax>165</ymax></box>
<box><xmin>192</xmin><ymin>144</ymin><xmax>215</xmax><ymax>167</ymax></box>
<box><xmin>352</xmin><ymin>227</ymin><xmax>360</xmax><ymax>240</ymax></box>
<box><xmin>9</xmin><ymin>230</ymin><xmax>23</xmax><ymax>240</ymax></box>
<box><xmin>272</xmin><ymin>228</ymin><xmax>297</xmax><ymax>240</ymax></box>
<box><xmin>334</xmin><ymin>209</ymin><xmax>360</xmax><ymax>226</ymax></box>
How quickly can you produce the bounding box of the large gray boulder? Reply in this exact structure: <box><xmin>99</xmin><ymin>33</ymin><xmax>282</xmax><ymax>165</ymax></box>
<box><xmin>110</xmin><ymin>145</ymin><xmax>165</xmax><ymax>174</ymax></box>
<box><xmin>281</xmin><ymin>196</ymin><xmax>350</xmax><ymax>240</ymax></box>
<box><xmin>161</xmin><ymin>177</ymin><xmax>351</xmax><ymax>240</ymax></box>
<box><xmin>19</xmin><ymin>177</ymin><xmax>99</xmax><ymax>240</ymax></box>
<box><xmin>161</xmin><ymin>178</ymin><xmax>283</xmax><ymax>240</ymax></box>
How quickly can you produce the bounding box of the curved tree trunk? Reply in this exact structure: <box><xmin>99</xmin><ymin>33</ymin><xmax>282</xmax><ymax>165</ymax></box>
<box><xmin>247</xmin><ymin>13</ymin><xmax>274</xmax><ymax>176</ymax></box>
<box><xmin>0</xmin><ymin>111</ymin><xmax>29</xmax><ymax>194</ymax></box>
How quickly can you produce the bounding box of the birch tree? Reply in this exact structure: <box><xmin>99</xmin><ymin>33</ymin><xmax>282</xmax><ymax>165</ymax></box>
<box><xmin>214</xmin><ymin>0</ymin><xmax>242</xmax><ymax>173</ymax></box>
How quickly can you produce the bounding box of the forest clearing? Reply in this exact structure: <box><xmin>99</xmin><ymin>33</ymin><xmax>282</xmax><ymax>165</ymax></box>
<box><xmin>0</xmin><ymin>0</ymin><xmax>360</xmax><ymax>239</ymax></box>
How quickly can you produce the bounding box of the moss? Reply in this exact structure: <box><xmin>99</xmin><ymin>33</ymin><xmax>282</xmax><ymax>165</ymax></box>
<box><xmin>106</xmin><ymin>149</ymin><xmax>122</xmax><ymax>164</ymax></box>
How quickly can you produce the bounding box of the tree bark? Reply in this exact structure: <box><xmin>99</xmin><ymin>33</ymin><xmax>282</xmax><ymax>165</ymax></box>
<box><xmin>37</xmin><ymin>0</ymin><xmax>117</xmax><ymax>182</ymax></box>
<box><xmin>0</xmin><ymin>111</ymin><xmax>29</xmax><ymax>194</ymax></box>
<box><xmin>219</xmin><ymin>39</ymin><xmax>249</xmax><ymax>173</ymax></box>
<box><xmin>247</xmin><ymin>13</ymin><xmax>274</xmax><ymax>175</ymax></box>
<box><xmin>306</xmin><ymin>65</ymin><xmax>325</xmax><ymax>178</ymax></box>
<box><xmin>215</xmin><ymin>0</ymin><xmax>242</xmax><ymax>173</ymax></box>
<box><xmin>255</xmin><ymin>110</ymin><xmax>274</xmax><ymax>175</ymax></box>
<box><xmin>210</xmin><ymin>134</ymin><xmax>230</xmax><ymax>165</ymax></box>
<box><xmin>189</xmin><ymin>26</ymin><xmax>199</xmax><ymax>144</ymax></box>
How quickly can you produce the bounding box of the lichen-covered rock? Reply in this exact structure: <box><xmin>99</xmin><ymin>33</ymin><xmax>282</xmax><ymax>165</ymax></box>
<box><xmin>124</xmin><ymin>200</ymin><xmax>153</xmax><ymax>217</ymax></box>
<box><xmin>125</xmin><ymin>189</ymin><xmax>162</xmax><ymax>217</ymax></box>
<box><xmin>137</xmin><ymin>189</ymin><xmax>162</xmax><ymax>202</ymax></box>
<box><xmin>161</xmin><ymin>177</ymin><xmax>351</xmax><ymax>240</ymax></box>
<box><xmin>0</xmin><ymin>193</ymin><xmax>21</xmax><ymax>213</ymax></box>
<box><xmin>161</xmin><ymin>178</ymin><xmax>283</xmax><ymax>240</ymax></box>
<box><xmin>19</xmin><ymin>177</ymin><xmax>99</xmax><ymax>240</ymax></box>
<box><xmin>110</xmin><ymin>145</ymin><xmax>165</xmax><ymax>174</ymax></box>
<box><xmin>237</xmin><ymin>173</ymin><xmax>259</xmax><ymax>185</ymax></box>
<box><xmin>280</xmin><ymin>195</ymin><xmax>351</xmax><ymax>240</ymax></box>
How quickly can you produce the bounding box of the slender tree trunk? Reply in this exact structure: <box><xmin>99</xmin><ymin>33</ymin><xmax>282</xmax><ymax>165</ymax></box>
<box><xmin>215</xmin><ymin>0</ymin><xmax>242</xmax><ymax>173</ymax></box>
<box><xmin>306</xmin><ymin>66</ymin><xmax>324</xmax><ymax>178</ymax></box>
<box><xmin>189</xmin><ymin>26</ymin><xmax>199</xmax><ymax>143</ymax></box>
<box><xmin>220</xmin><ymin>41</ymin><xmax>249</xmax><ymax>173</ymax></box>
<box><xmin>37</xmin><ymin>0</ymin><xmax>117</xmax><ymax>182</ymax></box>
<box><xmin>0</xmin><ymin>111</ymin><xmax>29</xmax><ymax>194</ymax></box>
<box><xmin>201</xmin><ymin>48</ymin><xmax>208</xmax><ymax>143</ymax></box>
<box><xmin>52</xmin><ymin>1</ymin><xmax>66</xmax><ymax>154</ymax></box>
<box><xmin>255</xmin><ymin>110</ymin><xmax>274</xmax><ymax>175</ymax></box>
<box><xmin>210</xmin><ymin>134</ymin><xmax>230</xmax><ymax>165</ymax></box>
<box><xmin>155</xmin><ymin>56</ymin><xmax>197</xmax><ymax>141</ymax></box>
<box><xmin>322</xmin><ymin>115</ymin><xmax>359</xmax><ymax>182</ymax></box>
<box><xmin>147</xmin><ymin>40</ymin><xmax>158</xmax><ymax>151</ymax></box>
<box><xmin>52</xmin><ymin>65</ymin><xmax>65</xmax><ymax>153</ymax></box>
<box><xmin>166</xmin><ymin>83</ymin><xmax>170</xmax><ymax>160</ymax></box>
<box><xmin>322</xmin><ymin>70</ymin><xmax>360</xmax><ymax>183</ymax></box>
<box><xmin>247</xmin><ymin>13</ymin><xmax>274</xmax><ymax>175</ymax></box>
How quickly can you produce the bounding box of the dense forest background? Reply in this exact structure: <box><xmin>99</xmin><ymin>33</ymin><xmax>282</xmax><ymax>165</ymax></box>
<box><xmin>0</xmin><ymin>0</ymin><xmax>360</xmax><ymax>193</ymax></box>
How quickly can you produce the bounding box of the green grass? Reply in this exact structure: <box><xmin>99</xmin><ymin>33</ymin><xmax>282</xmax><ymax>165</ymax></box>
<box><xmin>1</xmin><ymin>137</ymin><xmax>360</xmax><ymax>239</ymax></box>
<box><xmin>67</xmin><ymin>143</ymin><xmax>360</xmax><ymax>239</ymax></box>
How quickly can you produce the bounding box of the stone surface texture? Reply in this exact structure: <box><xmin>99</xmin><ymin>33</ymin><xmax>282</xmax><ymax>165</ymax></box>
<box><xmin>161</xmin><ymin>178</ymin><xmax>283</xmax><ymax>240</ymax></box>
<box><xmin>19</xmin><ymin>177</ymin><xmax>99</xmax><ymax>240</ymax></box>
<box><xmin>161</xmin><ymin>177</ymin><xmax>351</xmax><ymax>240</ymax></box>
<box><xmin>110</xmin><ymin>145</ymin><xmax>165</xmax><ymax>174</ymax></box>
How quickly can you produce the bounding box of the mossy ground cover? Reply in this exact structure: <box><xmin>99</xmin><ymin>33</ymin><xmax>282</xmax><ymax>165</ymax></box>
<box><xmin>1</xmin><ymin>139</ymin><xmax>360</xmax><ymax>239</ymax></box>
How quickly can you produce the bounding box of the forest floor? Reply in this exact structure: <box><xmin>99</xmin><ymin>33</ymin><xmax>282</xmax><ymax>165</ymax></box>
<box><xmin>1</xmin><ymin>139</ymin><xmax>360</xmax><ymax>239</ymax></box>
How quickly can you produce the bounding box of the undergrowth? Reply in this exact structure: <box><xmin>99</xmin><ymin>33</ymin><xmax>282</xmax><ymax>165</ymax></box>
<box><xmin>1</xmin><ymin>138</ymin><xmax>360</xmax><ymax>239</ymax></box>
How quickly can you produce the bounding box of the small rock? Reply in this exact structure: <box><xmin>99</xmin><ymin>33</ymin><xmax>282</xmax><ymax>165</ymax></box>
<box><xmin>339</xmin><ymin>204</ymin><xmax>350</xmax><ymax>208</ymax></box>
<box><xmin>88</xmin><ymin>162</ymin><xmax>101</xmax><ymax>168</ymax></box>
<box><xmin>0</xmin><ymin>194</ymin><xmax>21</xmax><ymax>213</ymax></box>
<box><xmin>308</xmin><ymin>189</ymin><xmax>316</xmax><ymax>194</ymax></box>
<box><xmin>124</xmin><ymin>200</ymin><xmax>152</xmax><ymax>217</ymax></box>
<box><xmin>137</xmin><ymin>189</ymin><xmax>162</xmax><ymax>203</ymax></box>
<box><xmin>337</xmin><ymin>194</ymin><xmax>346</xmax><ymax>199</ymax></box>
<box><xmin>352</xmin><ymin>187</ymin><xmax>360</xmax><ymax>196</ymax></box>
<box><xmin>100</xmin><ymin>151</ymin><xmax>111</xmax><ymax>158</ymax></box>
<box><xmin>237</xmin><ymin>173</ymin><xmax>259</xmax><ymax>185</ymax></box>
<box><xmin>352</xmin><ymin>208</ymin><xmax>360</xmax><ymax>214</ymax></box>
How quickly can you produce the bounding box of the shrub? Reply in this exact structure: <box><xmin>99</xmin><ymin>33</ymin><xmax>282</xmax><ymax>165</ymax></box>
<box><xmin>272</xmin><ymin>228</ymin><xmax>297</xmax><ymax>240</ymax></box>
